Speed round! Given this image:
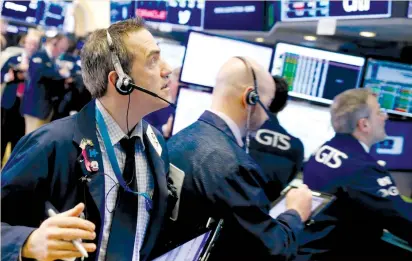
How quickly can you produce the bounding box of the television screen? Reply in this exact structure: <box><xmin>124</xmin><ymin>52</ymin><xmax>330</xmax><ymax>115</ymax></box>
<box><xmin>203</xmin><ymin>1</ymin><xmax>265</xmax><ymax>31</ymax></box>
<box><xmin>110</xmin><ymin>0</ymin><xmax>135</xmax><ymax>23</ymax></box>
<box><xmin>272</xmin><ymin>42</ymin><xmax>365</xmax><ymax>104</ymax></box>
<box><xmin>370</xmin><ymin>120</ymin><xmax>412</xmax><ymax>171</ymax></box>
<box><xmin>280</xmin><ymin>0</ymin><xmax>392</xmax><ymax>21</ymax></box>
<box><xmin>409</xmin><ymin>0</ymin><xmax>412</xmax><ymax>18</ymax></box>
<box><xmin>181</xmin><ymin>31</ymin><xmax>274</xmax><ymax>88</ymax></box>
<box><xmin>363</xmin><ymin>59</ymin><xmax>412</xmax><ymax>117</ymax></box>
<box><xmin>277</xmin><ymin>99</ymin><xmax>335</xmax><ymax>160</ymax></box>
<box><xmin>0</xmin><ymin>0</ymin><xmax>42</xmax><ymax>24</ymax></box>
<box><xmin>39</xmin><ymin>1</ymin><xmax>68</xmax><ymax>28</ymax></box>
<box><xmin>172</xmin><ymin>86</ymin><xmax>213</xmax><ymax>135</ymax></box>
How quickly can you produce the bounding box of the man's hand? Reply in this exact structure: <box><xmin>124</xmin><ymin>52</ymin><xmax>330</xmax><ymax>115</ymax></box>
<box><xmin>22</xmin><ymin>203</ymin><xmax>97</xmax><ymax>261</ymax></box>
<box><xmin>286</xmin><ymin>185</ymin><xmax>313</xmax><ymax>222</ymax></box>
<box><xmin>6</xmin><ymin>68</ymin><xmax>15</xmax><ymax>83</ymax></box>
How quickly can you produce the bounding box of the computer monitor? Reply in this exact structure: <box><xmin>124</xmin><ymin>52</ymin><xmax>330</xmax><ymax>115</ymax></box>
<box><xmin>370</xmin><ymin>120</ymin><xmax>412</xmax><ymax>171</ymax></box>
<box><xmin>363</xmin><ymin>59</ymin><xmax>412</xmax><ymax>118</ymax></box>
<box><xmin>272</xmin><ymin>42</ymin><xmax>366</xmax><ymax>104</ymax></box>
<box><xmin>172</xmin><ymin>86</ymin><xmax>213</xmax><ymax>136</ymax></box>
<box><xmin>1</xmin><ymin>0</ymin><xmax>42</xmax><ymax>24</ymax></box>
<box><xmin>277</xmin><ymin>99</ymin><xmax>335</xmax><ymax>160</ymax></box>
<box><xmin>180</xmin><ymin>31</ymin><xmax>274</xmax><ymax>88</ymax></box>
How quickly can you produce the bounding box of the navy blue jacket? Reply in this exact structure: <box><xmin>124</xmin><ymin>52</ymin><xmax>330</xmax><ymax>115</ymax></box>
<box><xmin>166</xmin><ymin>111</ymin><xmax>304</xmax><ymax>261</ymax></box>
<box><xmin>1</xmin><ymin>100</ymin><xmax>170</xmax><ymax>261</ymax></box>
<box><xmin>249</xmin><ymin>115</ymin><xmax>304</xmax><ymax>201</ymax></box>
<box><xmin>300</xmin><ymin>134</ymin><xmax>412</xmax><ymax>260</ymax></box>
<box><xmin>1</xmin><ymin>54</ymin><xmax>24</xmax><ymax>110</ymax></box>
<box><xmin>22</xmin><ymin>49</ymin><xmax>65</xmax><ymax>119</ymax></box>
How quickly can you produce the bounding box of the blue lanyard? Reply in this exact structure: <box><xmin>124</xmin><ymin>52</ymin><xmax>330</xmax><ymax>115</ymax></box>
<box><xmin>96</xmin><ymin>108</ymin><xmax>152</xmax><ymax>211</ymax></box>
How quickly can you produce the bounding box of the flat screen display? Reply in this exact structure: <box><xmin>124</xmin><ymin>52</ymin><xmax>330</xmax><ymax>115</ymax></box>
<box><xmin>272</xmin><ymin>42</ymin><xmax>365</xmax><ymax>104</ymax></box>
<box><xmin>181</xmin><ymin>31</ymin><xmax>274</xmax><ymax>88</ymax></box>
<box><xmin>363</xmin><ymin>59</ymin><xmax>412</xmax><ymax>117</ymax></box>
<box><xmin>110</xmin><ymin>0</ymin><xmax>135</xmax><ymax>23</ymax></box>
<box><xmin>135</xmin><ymin>0</ymin><xmax>204</xmax><ymax>27</ymax></box>
<box><xmin>39</xmin><ymin>1</ymin><xmax>67</xmax><ymax>28</ymax></box>
<box><xmin>370</xmin><ymin>120</ymin><xmax>412</xmax><ymax>171</ymax></box>
<box><xmin>203</xmin><ymin>1</ymin><xmax>265</xmax><ymax>31</ymax></box>
<box><xmin>409</xmin><ymin>0</ymin><xmax>412</xmax><ymax>18</ymax></box>
<box><xmin>172</xmin><ymin>86</ymin><xmax>213</xmax><ymax>136</ymax></box>
<box><xmin>280</xmin><ymin>0</ymin><xmax>392</xmax><ymax>21</ymax></box>
<box><xmin>277</xmin><ymin>99</ymin><xmax>335</xmax><ymax>160</ymax></box>
<box><xmin>0</xmin><ymin>1</ymin><xmax>42</xmax><ymax>24</ymax></box>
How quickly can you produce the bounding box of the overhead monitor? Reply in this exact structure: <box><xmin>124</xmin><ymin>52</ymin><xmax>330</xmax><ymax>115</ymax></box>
<box><xmin>272</xmin><ymin>42</ymin><xmax>365</xmax><ymax>104</ymax></box>
<box><xmin>135</xmin><ymin>0</ymin><xmax>204</xmax><ymax>28</ymax></box>
<box><xmin>409</xmin><ymin>0</ymin><xmax>412</xmax><ymax>18</ymax></box>
<box><xmin>0</xmin><ymin>0</ymin><xmax>42</xmax><ymax>24</ymax></box>
<box><xmin>181</xmin><ymin>31</ymin><xmax>274</xmax><ymax>88</ymax></box>
<box><xmin>110</xmin><ymin>0</ymin><xmax>135</xmax><ymax>24</ymax></box>
<box><xmin>370</xmin><ymin>120</ymin><xmax>412</xmax><ymax>171</ymax></box>
<box><xmin>363</xmin><ymin>59</ymin><xmax>412</xmax><ymax>118</ymax></box>
<box><xmin>39</xmin><ymin>1</ymin><xmax>68</xmax><ymax>28</ymax></box>
<box><xmin>277</xmin><ymin>99</ymin><xmax>335</xmax><ymax>160</ymax></box>
<box><xmin>203</xmin><ymin>1</ymin><xmax>266</xmax><ymax>31</ymax></box>
<box><xmin>172</xmin><ymin>86</ymin><xmax>213</xmax><ymax>136</ymax></box>
<box><xmin>280</xmin><ymin>0</ymin><xmax>392</xmax><ymax>21</ymax></box>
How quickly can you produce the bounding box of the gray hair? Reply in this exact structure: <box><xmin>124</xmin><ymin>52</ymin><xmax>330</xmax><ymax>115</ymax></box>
<box><xmin>80</xmin><ymin>17</ymin><xmax>146</xmax><ymax>98</ymax></box>
<box><xmin>331</xmin><ymin>88</ymin><xmax>374</xmax><ymax>133</ymax></box>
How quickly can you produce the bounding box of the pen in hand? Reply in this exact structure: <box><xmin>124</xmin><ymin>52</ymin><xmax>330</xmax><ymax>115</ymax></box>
<box><xmin>47</xmin><ymin>204</ymin><xmax>89</xmax><ymax>259</ymax></box>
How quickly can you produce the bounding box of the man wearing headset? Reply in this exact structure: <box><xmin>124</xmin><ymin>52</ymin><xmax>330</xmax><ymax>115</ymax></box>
<box><xmin>249</xmin><ymin>76</ymin><xmax>304</xmax><ymax>202</ymax></box>
<box><xmin>2</xmin><ymin>17</ymin><xmax>173</xmax><ymax>261</ymax></box>
<box><xmin>165</xmin><ymin>57</ymin><xmax>312</xmax><ymax>260</ymax></box>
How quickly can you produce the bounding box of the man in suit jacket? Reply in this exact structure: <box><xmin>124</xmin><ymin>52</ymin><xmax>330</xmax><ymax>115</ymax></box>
<box><xmin>22</xmin><ymin>33</ymin><xmax>70</xmax><ymax>134</ymax></box>
<box><xmin>300</xmin><ymin>88</ymin><xmax>412</xmax><ymax>260</ymax></box>
<box><xmin>2</xmin><ymin>17</ymin><xmax>173</xmax><ymax>261</ymax></box>
<box><xmin>1</xmin><ymin>32</ymin><xmax>41</xmax><ymax>160</ymax></box>
<box><xmin>166</xmin><ymin>57</ymin><xmax>313</xmax><ymax>260</ymax></box>
<box><xmin>249</xmin><ymin>76</ymin><xmax>304</xmax><ymax>201</ymax></box>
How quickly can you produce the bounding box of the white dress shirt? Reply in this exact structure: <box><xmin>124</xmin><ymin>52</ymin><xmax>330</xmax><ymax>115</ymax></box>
<box><xmin>96</xmin><ymin>100</ymin><xmax>154</xmax><ymax>261</ymax></box>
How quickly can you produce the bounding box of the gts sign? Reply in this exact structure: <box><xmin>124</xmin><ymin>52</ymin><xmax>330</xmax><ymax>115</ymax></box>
<box><xmin>255</xmin><ymin>130</ymin><xmax>291</xmax><ymax>151</ymax></box>
<box><xmin>343</xmin><ymin>0</ymin><xmax>370</xmax><ymax>12</ymax></box>
<box><xmin>315</xmin><ymin>145</ymin><xmax>348</xmax><ymax>169</ymax></box>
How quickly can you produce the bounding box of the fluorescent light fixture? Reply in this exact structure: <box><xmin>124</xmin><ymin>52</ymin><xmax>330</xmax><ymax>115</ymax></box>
<box><xmin>304</xmin><ymin>35</ymin><xmax>317</xmax><ymax>41</ymax></box>
<box><xmin>359</xmin><ymin>31</ymin><xmax>376</xmax><ymax>38</ymax></box>
<box><xmin>255</xmin><ymin>37</ymin><xmax>264</xmax><ymax>43</ymax></box>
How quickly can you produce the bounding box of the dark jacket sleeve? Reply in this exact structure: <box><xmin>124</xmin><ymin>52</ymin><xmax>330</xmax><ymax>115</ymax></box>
<box><xmin>1</xmin><ymin>133</ymin><xmax>52</xmax><ymax>261</ymax></box>
<box><xmin>1</xmin><ymin>56</ymin><xmax>13</xmax><ymax>83</ymax></box>
<box><xmin>292</xmin><ymin>139</ymin><xmax>305</xmax><ymax>179</ymax></box>
<box><xmin>347</xmin><ymin>167</ymin><xmax>412</xmax><ymax>243</ymax></box>
<box><xmin>198</xmin><ymin>154</ymin><xmax>304</xmax><ymax>259</ymax></box>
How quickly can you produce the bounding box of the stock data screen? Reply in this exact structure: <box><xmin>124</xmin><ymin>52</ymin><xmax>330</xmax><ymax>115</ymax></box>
<box><xmin>370</xmin><ymin>120</ymin><xmax>412</xmax><ymax>171</ymax></box>
<box><xmin>272</xmin><ymin>42</ymin><xmax>365</xmax><ymax>104</ymax></box>
<box><xmin>110</xmin><ymin>0</ymin><xmax>135</xmax><ymax>23</ymax></box>
<box><xmin>38</xmin><ymin>1</ymin><xmax>68</xmax><ymax>28</ymax></box>
<box><xmin>364</xmin><ymin>59</ymin><xmax>412</xmax><ymax>118</ymax></box>
<box><xmin>136</xmin><ymin>0</ymin><xmax>204</xmax><ymax>27</ymax></box>
<box><xmin>1</xmin><ymin>1</ymin><xmax>42</xmax><ymax>24</ymax></box>
<box><xmin>281</xmin><ymin>0</ymin><xmax>392</xmax><ymax>21</ymax></box>
<box><xmin>409</xmin><ymin>0</ymin><xmax>412</xmax><ymax>18</ymax></box>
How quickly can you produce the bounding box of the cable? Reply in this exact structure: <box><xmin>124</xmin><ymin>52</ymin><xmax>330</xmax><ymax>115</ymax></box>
<box><xmin>126</xmin><ymin>93</ymin><xmax>131</xmax><ymax>136</ymax></box>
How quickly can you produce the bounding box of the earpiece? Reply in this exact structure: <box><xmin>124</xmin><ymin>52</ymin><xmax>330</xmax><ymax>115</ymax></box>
<box><xmin>106</xmin><ymin>30</ymin><xmax>134</xmax><ymax>95</ymax></box>
<box><xmin>235</xmin><ymin>56</ymin><xmax>260</xmax><ymax>106</ymax></box>
<box><xmin>246</xmin><ymin>89</ymin><xmax>259</xmax><ymax>105</ymax></box>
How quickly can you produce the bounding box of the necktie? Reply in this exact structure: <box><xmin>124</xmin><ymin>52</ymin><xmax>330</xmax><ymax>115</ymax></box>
<box><xmin>105</xmin><ymin>137</ymin><xmax>138</xmax><ymax>261</ymax></box>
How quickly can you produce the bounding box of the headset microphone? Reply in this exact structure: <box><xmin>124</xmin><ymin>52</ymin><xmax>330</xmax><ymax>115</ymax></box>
<box><xmin>106</xmin><ymin>31</ymin><xmax>175</xmax><ymax>109</ymax></box>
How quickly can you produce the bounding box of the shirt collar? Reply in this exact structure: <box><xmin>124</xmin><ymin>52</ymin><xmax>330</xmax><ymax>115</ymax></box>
<box><xmin>45</xmin><ymin>46</ymin><xmax>53</xmax><ymax>60</ymax></box>
<box><xmin>96</xmin><ymin>99</ymin><xmax>145</xmax><ymax>150</ymax></box>
<box><xmin>359</xmin><ymin>140</ymin><xmax>370</xmax><ymax>153</ymax></box>
<box><xmin>207</xmin><ymin>109</ymin><xmax>244</xmax><ymax>147</ymax></box>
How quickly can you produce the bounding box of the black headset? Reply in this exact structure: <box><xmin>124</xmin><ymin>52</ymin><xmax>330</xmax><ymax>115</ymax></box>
<box><xmin>235</xmin><ymin>56</ymin><xmax>260</xmax><ymax>106</ymax></box>
<box><xmin>105</xmin><ymin>30</ymin><xmax>175</xmax><ymax>108</ymax></box>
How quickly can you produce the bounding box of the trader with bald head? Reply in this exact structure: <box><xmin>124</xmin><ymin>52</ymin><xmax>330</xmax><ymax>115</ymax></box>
<box><xmin>166</xmin><ymin>57</ymin><xmax>312</xmax><ymax>260</ymax></box>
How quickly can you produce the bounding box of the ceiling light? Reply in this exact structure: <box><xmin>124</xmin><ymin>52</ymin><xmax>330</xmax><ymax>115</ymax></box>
<box><xmin>304</xmin><ymin>35</ymin><xmax>317</xmax><ymax>41</ymax></box>
<box><xmin>255</xmin><ymin>37</ymin><xmax>264</xmax><ymax>43</ymax></box>
<box><xmin>359</xmin><ymin>31</ymin><xmax>376</xmax><ymax>38</ymax></box>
